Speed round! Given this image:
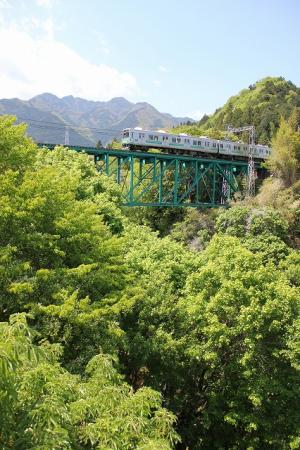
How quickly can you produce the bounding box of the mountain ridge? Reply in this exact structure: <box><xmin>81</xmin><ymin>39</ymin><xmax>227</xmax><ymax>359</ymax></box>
<box><xmin>0</xmin><ymin>93</ymin><xmax>192</xmax><ymax>146</ymax></box>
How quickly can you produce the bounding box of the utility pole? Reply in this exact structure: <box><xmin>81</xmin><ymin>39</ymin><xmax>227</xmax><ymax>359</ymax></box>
<box><xmin>64</xmin><ymin>125</ymin><xmax>70</xmax><ymax>146</ymax></box>
<box><xmin>227</xmin><ymin>125</ymin><xmax>256</xmax><ymax>197</ymax></box>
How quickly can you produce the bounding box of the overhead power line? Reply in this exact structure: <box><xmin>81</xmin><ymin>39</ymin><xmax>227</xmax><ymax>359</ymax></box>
<box><xmin>16</xmin><ymin>116</ymin><xmax>123</xmax><ymax>134</ymax></box>
<box><xmin>28</xmin><ymin>122</ymin><xmax>121</xmax><ymax>135</ymax></box>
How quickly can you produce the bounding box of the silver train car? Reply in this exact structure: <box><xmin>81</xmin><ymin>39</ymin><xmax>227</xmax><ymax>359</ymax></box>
<box><xmin>122</xmin><ymin>128</ymin><xmax>271</xmax><ymax>160</ymax></box>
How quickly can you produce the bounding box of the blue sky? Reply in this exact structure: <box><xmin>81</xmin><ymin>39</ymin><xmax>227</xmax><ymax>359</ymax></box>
<box><xmin>0</xmin><ymin>0</ymin><xmax>299</xmax><ymax>118</ymax></box>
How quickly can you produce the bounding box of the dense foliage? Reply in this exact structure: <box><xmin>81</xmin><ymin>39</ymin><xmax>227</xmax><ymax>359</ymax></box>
<box><xmin>0</xmin><ymin>115</ymin><xmax>299</xmax><ymax>449</ymax></box>
<box><xmin>174</xmin><ymin>77</ymin><xmax>300</xmax><ymax>144</ymax></box>
<box><xmin>1</xmin><ymin>314</ymin><xmax>178</xmax><ymax>449</ymax></box>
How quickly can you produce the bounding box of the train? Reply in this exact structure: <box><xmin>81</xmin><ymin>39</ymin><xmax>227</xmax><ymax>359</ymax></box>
<box><xmin>121</xmin><ymin>128</ymin><xmax>272</xmax><ymax>160</ymax></box>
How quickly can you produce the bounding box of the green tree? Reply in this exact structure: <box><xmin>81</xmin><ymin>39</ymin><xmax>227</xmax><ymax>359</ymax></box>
<box><xmin>288</xmin><ymin>107</ymin><xmax>300</xmax><ymax>132</ymax></box>
<box><xmin>0</xmin><ymin>314</ymin><xmax>180</xmax><ymax>449</ymax></box>
<box><xmin>0</xmin><ymin>118</ymin><xmax>128</xmax><ymax>371</ymax></box>
<box><xmin>0</xmin><ymin>115</ymin><xmax>36</xmax><ymax>173</ymax></box>
<box><xmin>120</xmin><ymin>235</ymin><xmax>300</xmax><ymax>449</ymax></box>
<box><xmin>96</xmin><ymin>139</ymin><xmax>103</xmax><ymax>149</ymax></box>
<box><xmin>215</xmin><ymin>205</ymin><xmax>290</xmax><ymax>263</ymax></box>
<box><xmin>266</xmin><ymin>117</ymin><xmax>300</xmax><ymax>187</ymax></box>
<box><xmin>170</xmin><ymin>208</ymin><xmax>216</xmax><ymax>249</ymax></box>
<box><xmin>107</xmin><ymin>138</ymin><xmax>122</xmax><ymax>149</ymax></box>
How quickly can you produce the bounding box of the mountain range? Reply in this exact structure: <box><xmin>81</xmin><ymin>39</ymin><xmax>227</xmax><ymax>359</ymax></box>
<box><xmin>0</xmin><ymin>94</ymin><xmax>192</xmax><ymax>146</ymax></box>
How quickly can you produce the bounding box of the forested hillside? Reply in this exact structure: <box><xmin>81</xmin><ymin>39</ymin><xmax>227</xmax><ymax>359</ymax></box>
<box><xmin>174</xmin><ymin>77</ymin><xmax>300</xmax><ymax>144</ymax></box>
<box><xmin>0</xmin><ymin>114</ymin><xmax>299</xmax><ymax>449</ymax></box>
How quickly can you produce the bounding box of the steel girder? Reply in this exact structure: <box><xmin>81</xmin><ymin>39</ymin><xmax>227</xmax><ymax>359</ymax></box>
<box><xmin>93</xmin><ymin>149</ymin><xmax>249</xmax><ymax>207</ymax></box>
<box><xmin>38</xmin><ymin>144</ymin><xmax>253</xmax><ymax>207</ymax></box>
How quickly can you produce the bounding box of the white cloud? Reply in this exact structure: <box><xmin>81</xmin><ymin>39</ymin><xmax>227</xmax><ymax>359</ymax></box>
<box><xmin>0</xmin><ymin>22</ymin><xmax>138</xmax><ymax>101</ymax></box>
<box><xmin>153</xmin><ymin>80</ymin><xmax>161</xmax><ymax>87</ymax></box>
<box><xmin>36</xmin><ymin>0</ymin><xmax>54</xmax><ymax>8</ymax></box>
<box><xmin>0</xmin><ymin>0</ymin><xmax>11</xmax><ymax>9</ymax></box>
<box><xmin>158</xmin><ymin>65</ymin><xmax>168</xmax><ymax>73</ymax></box>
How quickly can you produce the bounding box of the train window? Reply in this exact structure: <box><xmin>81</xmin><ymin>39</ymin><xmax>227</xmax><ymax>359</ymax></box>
<box><xmin>163</xmin><ymin>136</ymin><xmax>168</xmax><ymax>141</ymax></box>
<box><xmin>238</xmin><ymin>146</ymin><xmax>240</xmax><ymax>150</ymax></box>
<box><xmin>177</xmin><ymin>138</ymin><xmax>181</xmax><ymax>143</ymax></box>
<box><xmin>206</xmin><ymin>141</ymin><xmax>210</xmax><ymax>147</ymax></box>
<box><xmin>193</xmin><ymin>140</ymin><xmax>197</xmax><ymax>145</ymax></box>
<box><xmin>172</xmin><ymin>137</ymin><xmax>176</xmax><ymax>143</ymax></box>
<box><xmin>184</xmin><ymin>139</ymin><xmax>190</xmax><ymax>143</ymax></box>
<box><xmin>198</xmin><ymin>141</ymin><xmax>201</xmax><ymax>146</ymax></box>
<box><xmin>131</xmin><ymin>133</ymin><xmax>134</xmax><ymax>137</ymax></box>
<box><xmin>219</xmin><ymin>143</ymin><xmax>223</xmax><ymax>148</ymax></box>
<box><xmin>149</xmin><ymin>134</ymin><xmax>153</xmax><ymax>140</ymax></box>
<box><xmin>213</xmin><ymin>143</ymin><xmax>216</xmax><ymax>148</ymax></box>
<box><xmin>154</xmin><ymin>136</ymin><xmax>158</xmax><ymax>140</ymax></box>
<box><xmin>234</xmin><ymin>146</ymin><xmax>236</xmax><ymax>150</ymax></box>
<box><xmin>123</xmin><ymin>131</ymin><xmax>129</xmax><ymax>137</ymax></box>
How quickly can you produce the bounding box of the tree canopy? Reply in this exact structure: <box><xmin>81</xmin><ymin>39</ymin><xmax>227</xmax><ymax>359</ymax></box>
<box><xmin>0</xmin><ymin>115</ymin><xmax>299</xmax><ymax>449</ymax></box>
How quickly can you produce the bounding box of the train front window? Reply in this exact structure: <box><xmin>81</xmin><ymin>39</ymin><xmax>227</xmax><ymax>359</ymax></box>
<box><xmin>123</xmin><ymin>131</ymin><xmax>129</xmax><ymax>137</ymax></box>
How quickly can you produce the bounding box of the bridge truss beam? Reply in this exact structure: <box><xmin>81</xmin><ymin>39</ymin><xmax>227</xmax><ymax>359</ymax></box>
<box><xmin>39</xmin><ymin>144</ymin><xmax>252</xmax><ymax>207</ymax></box>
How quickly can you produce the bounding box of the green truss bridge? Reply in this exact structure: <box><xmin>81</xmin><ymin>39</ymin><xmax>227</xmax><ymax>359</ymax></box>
<box><xmin>38</xmin><ymin>143</ymin><xmax>263</xmax><ymax>208</ymax></box>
